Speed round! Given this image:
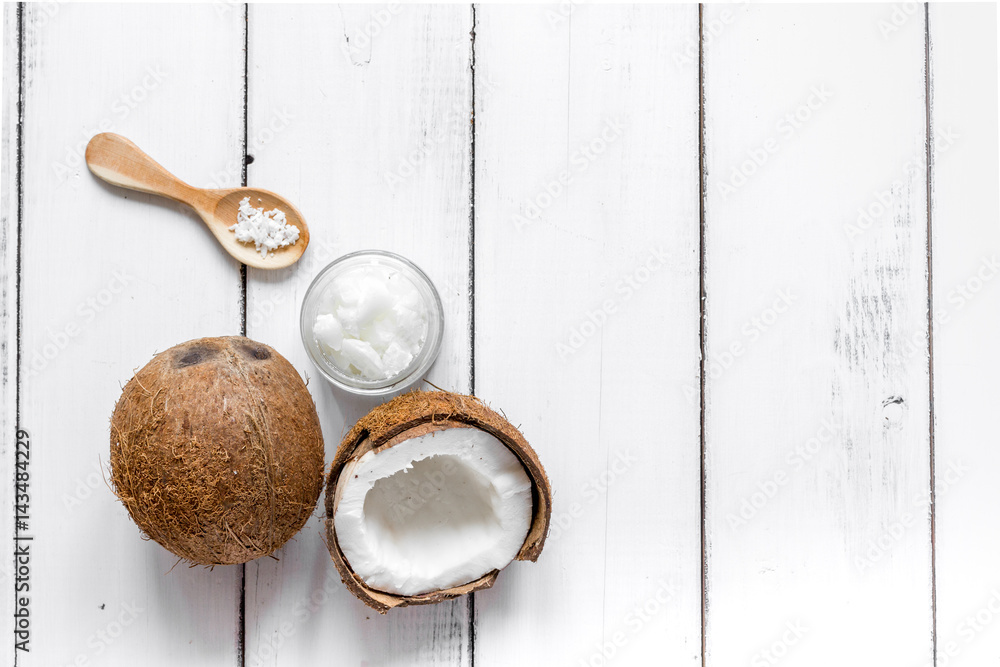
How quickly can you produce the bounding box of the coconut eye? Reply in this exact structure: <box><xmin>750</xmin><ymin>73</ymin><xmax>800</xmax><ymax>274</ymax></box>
<box><xmin>241</xmin><ymin>344</ymin><xmax>271</xmax><ymax>361</ymax></box>
<box><xmin>175</xmin><ymin>346</ymin><xmax>214</xmax><ymax>368</ymax></box>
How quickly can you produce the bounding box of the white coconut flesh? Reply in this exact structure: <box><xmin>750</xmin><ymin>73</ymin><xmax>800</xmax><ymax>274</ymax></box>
<box><xmin>334</xmin><ymin>426</ymin><xmax>533</xmax><ymax>596</ymax></box>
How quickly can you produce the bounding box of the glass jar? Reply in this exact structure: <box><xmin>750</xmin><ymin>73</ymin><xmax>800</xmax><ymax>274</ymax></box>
<box><xmin>300</xmin><ymin>250</ymin><xmax>444</xmax><ymax>396</ymax></box>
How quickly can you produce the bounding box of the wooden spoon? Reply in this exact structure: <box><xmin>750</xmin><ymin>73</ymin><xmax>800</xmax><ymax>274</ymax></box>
<box><xmin>85</xmin><ymin>133</ymin><xmax>309</xmax><ymax>270</ymax></box>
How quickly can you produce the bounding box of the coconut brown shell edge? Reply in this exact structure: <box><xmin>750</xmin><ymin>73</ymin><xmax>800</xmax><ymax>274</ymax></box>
<box><xmin>324</xmin><ymin>390</ymin><xmax>552</xmax><ymax>613</ymax></box>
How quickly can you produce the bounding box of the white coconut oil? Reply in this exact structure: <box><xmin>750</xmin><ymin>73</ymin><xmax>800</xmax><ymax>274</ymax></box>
<box><xmin>312</xmin><ymin>263</ymin><xmax>429</xmax><ymax>381</ymax></box>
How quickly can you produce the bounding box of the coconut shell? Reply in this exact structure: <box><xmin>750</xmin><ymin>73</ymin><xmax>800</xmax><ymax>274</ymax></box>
<box><xmin>325</xmin><ymin>390</ymin><xmax>551</xmax><ymax>613</ymax></box>
<box><xmin>110</xmin><ymin>336</ymin><xmax>324</xmax><ymax>565</ymax></box>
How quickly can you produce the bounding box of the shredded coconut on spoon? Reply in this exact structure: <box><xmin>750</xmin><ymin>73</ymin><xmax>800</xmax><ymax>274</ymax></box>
<box><xmin>229</xmin><ymin>197</ymin><xmax>300</xmax><ymax>259</ymax></box>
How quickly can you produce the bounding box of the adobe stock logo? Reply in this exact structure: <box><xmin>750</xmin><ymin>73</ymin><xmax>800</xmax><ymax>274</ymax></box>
<box><xmin>751</xmin><ymin>621</ymin><xmax>808</xmax><ymax>667</ymax></box>
<box><xmin>340</xmin><ymin>3</ymin><xmax>403</xmax><ymax>64</ymax></box>
<box><xmin>513</xmin><ymin>118</ymin><xmax>626</xmax><ymax>231</ymax></box>
<box><xmin>557</xmin><ymin>246</ymin><xmax>669</xmax><ymax>360</ymax></box>
<box><xmin>726</xmin><ymin>418</ymin><xmax>842</xmax><ymax>531</ymax></box>
<box><xmin>52</xmin><ymin>66</ymin><xmax>169</xmax><ymax>182</ymax></box>
<box><xmin>717</xmin><ymin>85</ymin><xmax>833</xmax><ymax>200</ymax></box>
<box><xmin>844</xmin><ymin>127</ymin><xmax>959</xmax><ymax>242</ymax></box>
<box><xmin>547</xmin><ymin>450</ymin><xmax>638</xmax><ymax>543</ymax></box>
<box><xmin>683</xmin><ymin>288</ymin><xmax>797</xmax><ymax>405</ymax></box>
<box><xmin>26</xmin><ymin>270</ymin><xmax>135</xmax><ymax>378</ymax></box>
<box><xmin>576</xmin><ymin>579</ymin><xmax>677</xmax><ymax>667</ymax></box>
<box><xmin>877</xmin><ymin>3</ymin><xmax>922</xmax><ymax>39</ymax></box>
<box><xmin>928</xmin><ymin>589</ymin><xmax>1000</xmax><ymax>667</ymax></box>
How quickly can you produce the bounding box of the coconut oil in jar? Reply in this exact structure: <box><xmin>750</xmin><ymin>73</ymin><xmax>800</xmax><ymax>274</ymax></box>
<box><xmin>300</xmin><ymin>251</ymin><xmax>444</xmax><ymax>395</ymax></box>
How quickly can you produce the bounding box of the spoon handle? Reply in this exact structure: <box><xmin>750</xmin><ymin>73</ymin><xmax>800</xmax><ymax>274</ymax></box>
<box><xmin>85</xmin><ymin>133</ymin><xmax>206</xmax><ymax>208</ymax></box>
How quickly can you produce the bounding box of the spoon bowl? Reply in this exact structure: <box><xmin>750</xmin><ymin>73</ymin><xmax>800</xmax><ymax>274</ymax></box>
<box><xmin>211</xmin><ymin>189</ymin><xmax>310</xmax><ymax>269</ymax></box>
<box><xmin>85</xmin><ymin>133</ymin><xmax>308</xmax><ymax>270</ymax></box>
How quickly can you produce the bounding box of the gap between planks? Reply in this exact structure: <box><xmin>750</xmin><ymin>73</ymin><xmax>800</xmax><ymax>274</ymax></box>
<box><xmin>923</xmin><ymin>4</ymin><xmax>938</xmax><ymax>664</ymax></box>
<box><xmin>697</xmin><ymin>5</ymin><xmax>708</xmax><ymax>667</ymax></box>
<box><xmin>468</xmin><ymin>3</ymin><xmax>479</xmax><ymax>666</ymax></box>
<box><xmin>238</xmin><ymin>4</ymin><xmax>250</xmax><ymax>667</ymax></box>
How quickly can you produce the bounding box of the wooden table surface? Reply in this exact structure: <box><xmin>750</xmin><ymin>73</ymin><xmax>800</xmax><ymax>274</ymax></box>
<box><xmin>2</xmin><ymin>3</ymin><xmax>998</xmax><ymax>666</ymax></box>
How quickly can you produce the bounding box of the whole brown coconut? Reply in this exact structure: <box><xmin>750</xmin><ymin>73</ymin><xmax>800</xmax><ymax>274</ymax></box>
<box><xmin>110</xmin><ymin>336</ymin><xmax>324</xmax><ymax>565</ymax></box>
<box><xmin>325</xmin><ymin>390</ymin><xmax>552</xmax><ymax>613</ymax></box>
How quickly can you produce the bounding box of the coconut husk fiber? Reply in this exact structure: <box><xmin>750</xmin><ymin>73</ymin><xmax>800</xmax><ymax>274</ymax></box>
<box><xmin>325</xmin><ymin>390</ymin><xmax>552</xmax><ymax>613</ymax></box>
<box><xmin>110</xmin><ymin>336</ymin><xmax>324</xmax><ymax>566</ymax></box>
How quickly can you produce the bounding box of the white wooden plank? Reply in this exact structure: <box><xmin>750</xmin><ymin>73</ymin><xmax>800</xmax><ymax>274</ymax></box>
<box><xmin>243</xmin><ymin>5</ymin><xmax>473</xmax><ymax>666</ymax></box>
<box><xmin>15</xmin><ymin>5</ymin><xmax>245</xmax><ymax>666</ymax></box>
<box><xmin>702</xmin><ymin>5</ymin><xmax>933</xmax><ymax>665</ymax></box>
<box><xmin>474</xmin><ymin>5</ymin><xmax>703</xmax><ymax>665</ymax></box>
<box><xmin>2</xmin><ymin>4</ymin><xmax>21</xmax><ymax>663</ymax></box>
<box><xmin>929</xmin><ymin>5</ymin><xmax>1000</xmax><ymax>665</ymax></box>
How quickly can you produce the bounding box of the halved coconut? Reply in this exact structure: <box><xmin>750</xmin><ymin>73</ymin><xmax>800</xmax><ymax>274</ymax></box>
<box><xmin>325</xmin><ymin>391</ymin><xmax>551</xmax><ymax>612</ymax></box>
